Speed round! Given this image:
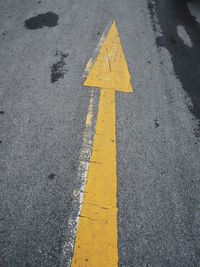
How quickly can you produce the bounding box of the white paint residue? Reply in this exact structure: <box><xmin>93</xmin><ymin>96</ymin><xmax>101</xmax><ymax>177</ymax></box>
<box><xmin>62</xmin><ymin>90</ymin><xmax>94</xmax><ymax>267</ymax></box>
<box><xmin>177</xmin><ymin>25</ymin><xmax>193</xmax><ymax>48</ymax></box>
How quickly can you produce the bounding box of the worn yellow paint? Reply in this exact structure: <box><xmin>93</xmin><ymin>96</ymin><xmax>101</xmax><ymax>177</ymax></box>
<box><xmin>85</xmin><ymin>91</ymin><xmax>94</xmax><ymax>127</ymax></box>
<box><xmin>84</xmin><ymin>21</ymin><xmax>133</xmax><ymax>93</ymax></box>
<box><xmin>72</xmin><ymin>21</ymin><xmax>133</xmax><ymax>266</ymax></box>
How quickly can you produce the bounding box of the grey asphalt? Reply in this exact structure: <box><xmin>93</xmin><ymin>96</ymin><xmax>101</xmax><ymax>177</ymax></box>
<box><xmin>1</xmin><ymin>0</ymin><xmax>200</xmax><ymax>266</ymax></box>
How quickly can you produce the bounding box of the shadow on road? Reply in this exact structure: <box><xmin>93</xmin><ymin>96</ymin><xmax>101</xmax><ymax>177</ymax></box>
<box><xmin>148</xmin><ymin>0</ymin><xmax>200</xmax><ymax>138</ymax></box>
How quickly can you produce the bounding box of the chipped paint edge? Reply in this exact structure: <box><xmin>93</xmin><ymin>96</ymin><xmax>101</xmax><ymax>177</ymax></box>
<box><xmin>83</xmin><ymin>20</ymin><xmax>113</xmax><ymax>78</ymax></box>
<box><xmin>62</xmin><ymin>90</ymin><xmax>95</xmax><ymax>267</ymax></box>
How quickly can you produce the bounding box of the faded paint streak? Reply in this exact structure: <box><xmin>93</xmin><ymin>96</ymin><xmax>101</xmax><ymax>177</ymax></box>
<box><xmin>63</xmin><ymin>90</ymin><xmax>94</xmax><ymax>267</ymax></box>
<box><xmin>72</xmin><ymin>89</ymin><xmax>118</xmax><ymax>266</ymax></box>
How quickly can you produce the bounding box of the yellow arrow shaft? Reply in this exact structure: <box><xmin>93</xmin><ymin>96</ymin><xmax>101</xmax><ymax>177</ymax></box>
<box><xmin>72</xmin><ymin>89</ymin><xmax>118</xmax><ymax>266</ymax></box>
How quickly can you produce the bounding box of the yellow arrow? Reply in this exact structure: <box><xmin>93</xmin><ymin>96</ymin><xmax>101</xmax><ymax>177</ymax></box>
<box><xmin>72</xmin><ymin>21</ymin><xmax>133</xmax><ymax>266</ymax></box>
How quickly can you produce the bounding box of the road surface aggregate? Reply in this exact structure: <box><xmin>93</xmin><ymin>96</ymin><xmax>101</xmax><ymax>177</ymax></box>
<box><xmin>0</xmin><ymin>0</ymin><xmax>200</xmax><ymax>266</ymax></box>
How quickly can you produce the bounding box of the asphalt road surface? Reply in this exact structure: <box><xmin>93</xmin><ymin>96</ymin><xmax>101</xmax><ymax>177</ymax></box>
<box><xmin>1</xmin><ymin>0</ymin><xmax>200</xmax><ymax>266</ymax></box>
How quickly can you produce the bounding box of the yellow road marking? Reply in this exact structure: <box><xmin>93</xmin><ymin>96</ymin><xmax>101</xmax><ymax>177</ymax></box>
<box><xmin>84</xmin><ymin>21</ymin><xmax>132</xmax><ymax>92</ymax></box>
<box><xmin>72</xmin><ymin>21</ymin><xmax>133</xmax><ymax>266</ymax></box>
<box><xmin>72</xmin><ymin>89</ymin><xmax>117</xmax><ymax>266</ymax></box>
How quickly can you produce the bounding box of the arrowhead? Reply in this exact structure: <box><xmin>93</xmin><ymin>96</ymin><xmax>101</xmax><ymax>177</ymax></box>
<box><xmin>84</xmin><ymin>21</ymin><xmax>133</xmax><ymax>93</ymax></box>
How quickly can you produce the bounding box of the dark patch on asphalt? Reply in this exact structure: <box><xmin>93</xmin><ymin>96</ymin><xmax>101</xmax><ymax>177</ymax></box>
<box><xmin>37</xmin><ymin>0</ymin><xmax>41</xmax><ymax>3</ymax></box>
<box><xmin>193</xmin><ymin>120</ymin><xmax>200</xmax><ymax>138</ymax></box>
<box><xmin>48</xmin><ymin>173</ymin><xmax>56</xmax><ymax>180</ymax></box>
<box><xmin>0</xmin><ymin>111</ymin><xmax>4</xmax><ymax>114</ymax></box>
<box><xmin>147</xmin><ymin>0</ymin><xmax>157</xmax><ymax>32</ymax></box>
<box><xmin>0</xmin><ymin>141</ymin><xmax>2</xmax><ymax>144</ymax></box>
<box><xmin>154</xmin><ymin>118</ymin><xmax>159</xmax><ymax>128</ymax></box>
<box><xmin>24</xmin><ymin>12</ymin><xmax>58</xmax><ymax>30</ymax></box>
<box><xmin>50</xmin><ymin>52</ymin><xmax>68</xmax><ymax>83</ymax></box>
<box><xmin>147</xmin><ymin>0</ymin><xmax>200</xmax><ymax>137</ymax></box>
